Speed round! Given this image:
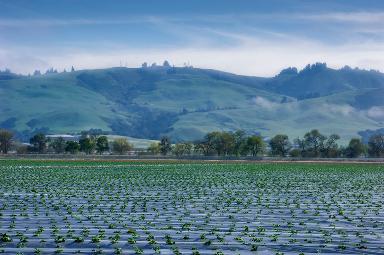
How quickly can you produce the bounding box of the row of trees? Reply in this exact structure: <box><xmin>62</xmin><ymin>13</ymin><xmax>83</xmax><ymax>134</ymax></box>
<box><xmin>32</xmin><ymin>66</ymin><xmax>75</xmax><ymax>76</ymax></box>
<box><xmin>149</xmin><ymin>130</ymin><xmax>382</xmax><ymax>158</ymax></box>
<box><xmin>43</xmin><ymin>135</ymin><xmax>133</xmax><ymax>155</ymax></box>
<box><xmin>146</xmin><ymin>132</ymin><xmax>265</xmax><ymax>157</ymax></box>
<box><xmin>0</xmin><ymin>130</ymin><xmax>133</xmax><ymax>155</ymax></box>
<box><xmin>1</xmin><ymin>128</ymin><xmax>384</xmax><ymax>157</ymax></box>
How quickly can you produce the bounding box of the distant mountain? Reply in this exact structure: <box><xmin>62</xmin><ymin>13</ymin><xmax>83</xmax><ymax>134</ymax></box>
<box><xmin>0</xmin><ymin>64</ymin><xmax>383</xmax><ymax>143</ymax></box>
<box><xmin>265</xmin><ymin>63</ymin><xmax>384</xmax><ymax>100</ymax></box>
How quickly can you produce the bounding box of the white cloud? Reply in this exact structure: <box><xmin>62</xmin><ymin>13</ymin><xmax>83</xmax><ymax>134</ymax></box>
<box><xmin>1</xmin><ymin>12</ymin><xmax>384</xmax><ymax>75</ymax></box>
<box><xmin>2</xmin><ymin>35</ymin><xmax>383</xmax><ymax>76</ymax></box>
<box><xmin>322</xmin><ymin>104</ymin><xmax>356</xmax><ymax>116</ymax></box>
<box><xmin>1</xmin><ymin>11</ymin><xmax>383</xmax><ymax>27</ymax></box>
<box><xmin>367</xmin><ymin>106</ymin><xmax>384</xmax><ymax>120</ymax></box>
<box><xmin>303</xmin><ymin>12</ymin><xmax>384</xmax><ymax>24</ymax></box>
<box><xmin>0</xmin><ymin>17</ymin><xmax>160</xmax><ymax>27</ymax></box>
<box><xmin>252</xmin><ymin>96</ymin><xmax>279</xmax><ymax>109</ymax></box>
<box><xmin>251</xmin><ymin>99</ymin><xmax>360</xmax><ymax>118</ymax></box>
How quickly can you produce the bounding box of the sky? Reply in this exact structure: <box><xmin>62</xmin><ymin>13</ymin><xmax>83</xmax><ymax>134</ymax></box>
<box><xmin>0</xmin><ymin>0</ymin><xmax>383</xmax><ymax>76</ymax></box>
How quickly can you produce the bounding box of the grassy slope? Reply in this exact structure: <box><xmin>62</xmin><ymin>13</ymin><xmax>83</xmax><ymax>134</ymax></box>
<box><xmin>170</xmin><ymin>102</ymin><xmax>380</xmax><ymax>143</ymax></box>
<box><xmin>133</xmin><ymin>75</ymin><xmax>282</xmax><ymax>112</ymax></box>
<box><xmin>0</xmin><ymin>73</ymin><xmax>124</xmax><ymax>132</ymax></box>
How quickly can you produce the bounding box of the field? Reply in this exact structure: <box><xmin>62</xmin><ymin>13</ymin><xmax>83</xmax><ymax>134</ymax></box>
<box><xmin>0</xmin><ymin>160</ymin><xmax>383</xmax><ymax>254</ymax></box>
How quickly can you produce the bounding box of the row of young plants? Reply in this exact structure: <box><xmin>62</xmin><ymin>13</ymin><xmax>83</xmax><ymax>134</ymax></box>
<box><xmin>0</xmin><ymin>161</ymin><xmax>383</xmax><ymax>254</ymax></box>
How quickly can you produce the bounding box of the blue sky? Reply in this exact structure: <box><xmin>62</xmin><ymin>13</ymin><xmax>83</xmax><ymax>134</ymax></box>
<box><xmin>0</xmin><ymin>0</ymin><xmax>383</xmax><ymax>76</ymax></box>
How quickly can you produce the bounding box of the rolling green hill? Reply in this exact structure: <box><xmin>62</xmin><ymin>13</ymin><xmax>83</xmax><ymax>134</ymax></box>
<box><xmin>0</xmin><ymin>64</ymin><xmax>383</xmax><ymax>143</ymax></box>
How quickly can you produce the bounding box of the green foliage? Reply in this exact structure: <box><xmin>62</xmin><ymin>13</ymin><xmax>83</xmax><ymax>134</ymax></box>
<box><xmin>368</xmin><ymin>134</ymin><xmax>384</xmax><ymax>157</ymax></box>
<box><xmin>29</xmin><ymin>133</ymin><xmax>47</xmax><ymax>153</ymax></box>
<box><xmin>321</xmin><ymin>134</ymin><xmax>341</xmax><ymax>158</ymax></box>
<box><xmin>197</xmin><ymin>131</ymin><xmax>248</xmax><ymax>156</ymax></box>
<box><xmin>269</xmin><ymin>134</ymin><xmax>291</xmax><ymax>156</ymax></box>
<box><xmin>65</xmin><ymin>141</ymin><xmax>80</xmax><ymax>154</ymax></box>
<box><xmin>246</xmin><ymin>135</ymin><xmax>265</xmax><ymax>156</ymax></box>
<box><xmin>203</xmin><ymin>131</ymin><xmax>236</xmax><ymax>156</ymax></box>
<box><xmin>345</xmin><ymin>138</ymin><xmax>366</xmax><ymax>158</ymax></box>
<box><xmin>289</xmin><ymin>149</ymin><xmax>301</xmax><ymax>158</ymax></box>
<box><xmin>0</xmin><ymin>129</ymin><xmax>13</xmax><ymax>154</ymax></box>
<box><xmin>160</xmin><ymin>136</ymin><xmax>172</xmax><ymax>155</ymax></box>
<box><xmin>148</xmin><ymin>142</ymin><xmax>161</xmax><ymax>155</ymax></box>
<box><xmin>302</xmin><ymin>129</ymin><xmax>326</xmax><ymax>157</ymax></box>
<box><xmin>79</xmin><ymin>137</ymin><xmax>96</xmax><ymax>154</ymax></box>
<box><xmin>294</xmin><ymin>130</ymin><xmax>341</xmax><ymax>158</ymax></box>
<box><xmin>111</xmin><ymin>138</ymin><xmax>132</xmax><ymax>154</ymax></box>
<box><xmin>1</xmin><ymin>233</ymin><xmax>12</xmax><ymax>242</ymax></box>
<box><xmin>267</xmin><ymin>63</ymin><xmax>384</xmax><ymax>99</ymax></box>
<box><xmin>0</xmin><ymin>160</ymin><xmax>383</xmax><ymax>253</ymax></box>
<box><xmin>232</xmin><ymin>130</ymin><xmax>248</xmax><ymax>156</ymax></box>
<box><xmin>50</xmin><ymin>137</ymin><xmax>66</xmax><ymax>154</ymax></box>
<box><xmin>96</xmin><ymin>136</ymin><xmax>109</xmax><ymax>154</ymax></box>
<box><xmin>173</xmin><ymin>142</ymin><xmax>193</xmax><ymax>157</ymax></box>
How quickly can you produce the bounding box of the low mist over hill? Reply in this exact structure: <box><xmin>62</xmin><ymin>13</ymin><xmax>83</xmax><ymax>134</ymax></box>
<box><xmin>1</xmin><ymin>63</ymin><xmax>383</xmax><ymax>142</ymax></box>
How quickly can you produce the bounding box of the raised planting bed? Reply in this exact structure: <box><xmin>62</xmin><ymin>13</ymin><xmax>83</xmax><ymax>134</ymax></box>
<box><xmin>0</xmin><ymin>160</ymin><xmax>383</xmax><ymax>254</ymax></box>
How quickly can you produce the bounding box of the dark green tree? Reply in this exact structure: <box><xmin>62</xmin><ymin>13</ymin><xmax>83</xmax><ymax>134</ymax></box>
<box><xmin>233</xmin><ymin>130</ymin><xmax>247</xmax><ymax>156</ymax></box>
<box><xmin>246</xmin><ymin>135</ymin><xmax>265</xmax><ymax>156</ymax></box>
<box><xmin>269</xmin><ymin>134</ymin><xmax>291</xmax><ymax>156</ymax></box>
<box><xmin>289</xmin><ymin>148</ymin><xmax>301</xmax><ymax>158</ymax></box>
<box><xmin>368</xmin><ymin>134</ymin><xmax>384</xmax><ymax>157</ymax></box>
<box><xmin>203</xmin><ymin>131</ymin><xmax>236</xmax><ymax>156</ymax></box>
<box><xmin>345</xmin><ymin>138</ymin><xmax>366</xmax><ymax>158</ymax></box>
<box><xmin>96</xmin><ymin>136</ymin><xmax>109</xmax><ymax>154</ymax></box>
<box><xmin>0</xmin><ymin>129</ymin><xmax>13</xmax><ymax>154</ymax></box>
<box><xmin>194</xmin><ymin>142</ymin><xmax>213</xmax><ymax>156</ymax></box>
<box><xmin>204</xmin><ymin>132</ymin><xmax>222</xmax><ymax>155</ymax></box>
<box><xmin>321</xmin><ymin>134</ymin><xmax>340</xmax><ymax>158</ymax></box>
<box><xmin>220</xmin><ymin>132</ymin><xmax>236</xmax><ymax>156</ymax></box>
<box><xmin>65</xmin><ymin>141</ymin><xmax>80</xmax><ymax>154</ymax></box>
<box><xmin>303</xmin><ymin>129</ymin><xmax>326</xmax><ymax>157</ymax></box>
<box><xmin>50</xmin><ymin>137</ymin><xmax>66</xmax><ymax>154</ymax></box>
<box><xmin>160</xmin><ymin>136</ymin><xmax>172</xmax><ymax>155</ymax></box>
<box><xmin>30</xmin><ymin>133</ymin><xmax>47</xmax><ymax>153</ymax></box>
<box><xmin>79</xmin><ymin>137</ymin><xmax>96</xmax><ymax>154</ymax></box>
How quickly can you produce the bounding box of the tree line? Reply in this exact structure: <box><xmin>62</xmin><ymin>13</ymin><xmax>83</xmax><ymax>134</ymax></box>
<box><xmin>0</xmin><ymin>128</ymin><xmax>384</xmax><ymax>158</ymax></box>
<box><xmin>0</xmin><ymin>130</ymin><xmax>132</xmax><ymax>155</ymax></box>
<box><xmin>151</xmin><ymin>130</ymin><xmax>381</xmax><ymax>158</ymax></box>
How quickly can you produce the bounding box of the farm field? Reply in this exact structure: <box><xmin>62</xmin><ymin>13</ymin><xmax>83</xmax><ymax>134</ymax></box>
<box><xmin>0</xmin><ymin>160</ymin><xmax>383</xmax><ymax>254</ymax></box>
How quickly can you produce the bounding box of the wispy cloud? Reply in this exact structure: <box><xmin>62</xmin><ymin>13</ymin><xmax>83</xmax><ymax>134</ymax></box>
<box><xmin>0</xmin><ymin>17</ymin><xmax>161</xmax><ymax>27</ymax></box>
<box><xmin>1</xmin><ymin>11</ymin><xmax>384</xmax><ymax>75</ymax></box>
<box><xmin>252</xmin><ymin>96</ymin><xmax>280</xmax><ymax>109</ymax></box>
<box><xmin>1</xmin><ymin>35</ymin><xmax>384</xmax><ymax>76</ymax></box>
<box><xmin>321</xmin><ymin>103</ymin><xmax>356</xmax><ymax>116</ymax></box>
<box><xmin>1</xmin><ymin>11</ymin><xmax>383</xmax><ymax>27</ymax></box>
<box><xmin>302</xmin><ymin>12</ymin><xmax>384</xmax><ymax>24</ymax></box>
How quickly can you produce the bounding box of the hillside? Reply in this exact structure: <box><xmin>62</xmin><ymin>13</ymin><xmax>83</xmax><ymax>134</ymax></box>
<box><xmin>0</xmin><ymin>64</ymin><xmax>383</xmax><ymax>143</ymax></box>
